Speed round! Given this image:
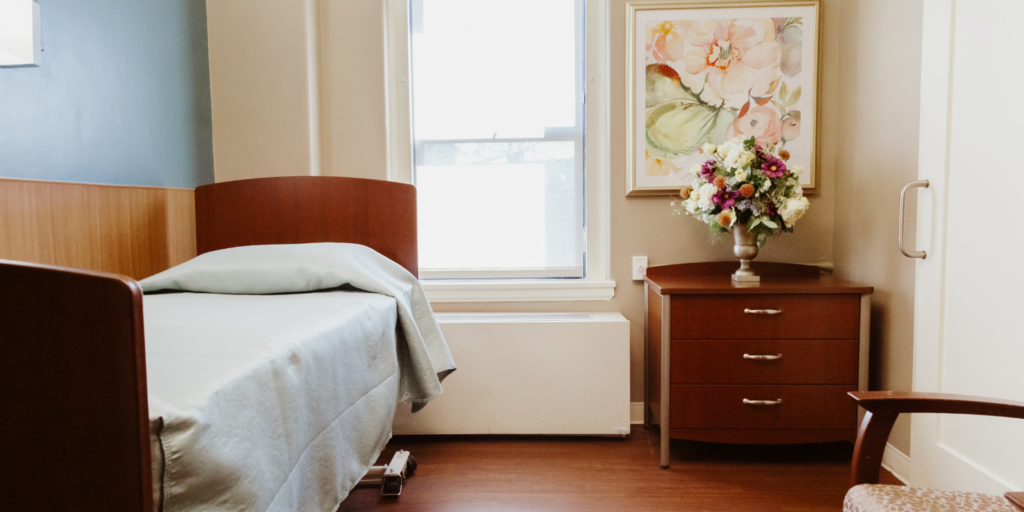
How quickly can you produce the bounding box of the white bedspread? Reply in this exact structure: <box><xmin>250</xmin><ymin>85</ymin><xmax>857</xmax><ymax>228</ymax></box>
<box><xmin>139</xmin><ymin>243</ymin><xmax>456</xmax><ymax>511</ymax></box>
<box><xmin>145</xmin><ymin>291</ymin><xmax>401</xmax><ymax>512</ymax></box>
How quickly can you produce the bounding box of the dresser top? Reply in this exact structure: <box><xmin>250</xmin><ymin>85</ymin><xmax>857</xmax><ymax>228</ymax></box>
<box><xmin>644</xmin><ymin>261</ymin><xmax>874</xmax><ymax>295</ymax></box>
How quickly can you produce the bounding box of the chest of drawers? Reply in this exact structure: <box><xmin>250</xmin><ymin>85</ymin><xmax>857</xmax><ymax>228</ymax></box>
<box><xmin>644</xmin><ymin>262</ymin><xmax>873</xmax><ymax>468</ymax></box>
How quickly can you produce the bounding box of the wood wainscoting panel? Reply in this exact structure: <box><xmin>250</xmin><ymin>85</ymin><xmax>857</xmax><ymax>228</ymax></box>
<box><xmin>0</xmin><ymin>178</ymin><xmax>196</xmax><ymax>280</ymax></box>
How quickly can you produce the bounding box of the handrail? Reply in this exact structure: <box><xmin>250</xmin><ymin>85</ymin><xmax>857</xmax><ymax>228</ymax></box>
<box><xmin>898</xmin><ymin>180</ymin><xmax>929</xmax><ymax>259</ymax></box>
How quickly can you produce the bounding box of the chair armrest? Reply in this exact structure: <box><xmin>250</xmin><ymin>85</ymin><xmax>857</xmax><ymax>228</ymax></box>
<box><xmin>848</xmin><ymin>391</ymin><xmax>1024</xmax><ymax>488</ymax></box>
<box><xmin>850</xmin><ymin>391</ymin><xmax>1024</xmax><ymax>418</ymax></box>
<box><xmin>1006</xmin><ymin>492</ymin><xmax>1024</xmax><ymax>511</ymax></box>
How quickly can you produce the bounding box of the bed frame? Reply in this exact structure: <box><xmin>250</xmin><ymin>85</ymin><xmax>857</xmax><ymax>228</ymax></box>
<box><xmin>0</xmin><ymin>176</ymin><xmax>418</xmax><ymax>512</ymax></box>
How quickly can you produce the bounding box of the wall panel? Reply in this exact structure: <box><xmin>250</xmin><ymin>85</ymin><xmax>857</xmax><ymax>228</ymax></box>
<box><xmin>0</xmin><ymin>178</ymin><xmax>196</xmax><ymax>280</ymax></box>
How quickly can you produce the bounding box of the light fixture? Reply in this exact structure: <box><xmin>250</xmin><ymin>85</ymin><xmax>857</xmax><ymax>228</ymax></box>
<box><xmin>0</xmin><ymin>0</ymin><xmax>41</xmax><ymax>67</ymax></box>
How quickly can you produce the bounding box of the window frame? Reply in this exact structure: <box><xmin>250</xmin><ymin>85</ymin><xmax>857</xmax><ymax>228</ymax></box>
<box><xmin>384</xmin><ymin>0</ymin><xmax>613</xmax><ymax>302</ymax></box>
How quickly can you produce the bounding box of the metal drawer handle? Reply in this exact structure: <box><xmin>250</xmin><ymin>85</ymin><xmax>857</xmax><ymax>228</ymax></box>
<box><xmin>743</xmin><ymin>353</ymin><xmax>783</xmax><ymax>360</ymax></box>
<box><xmin>744</xmin><ymin>308</ymin><xmax>783</xmax><ymax>315</ymax></box>
<box><xmin>743</xmin><ymin>399</ymin><xmax>784</xmax><ymax>406</ymax></box>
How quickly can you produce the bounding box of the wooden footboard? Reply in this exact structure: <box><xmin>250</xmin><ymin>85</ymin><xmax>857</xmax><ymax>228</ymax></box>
<box><xmin>0</xmin><ymin>260</ymin><xmax>152</xmax><ymax>512</ymax></box>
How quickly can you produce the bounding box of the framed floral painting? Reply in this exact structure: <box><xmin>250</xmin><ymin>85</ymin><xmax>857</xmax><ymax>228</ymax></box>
<box><xmin>626</xmin><ymin>1</ymin><xmax>820</xmax><ymax>196</ymax></box>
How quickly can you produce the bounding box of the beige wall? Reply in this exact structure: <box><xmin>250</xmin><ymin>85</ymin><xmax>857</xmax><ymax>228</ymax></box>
<box><xmin>206</xmin><ymin>1</ymin><xmax>921</xmax><ymax>455</ymax></box>
<box><xmin>207</xmin><ymin>0</ymin><xmax>390</xmax><ymax>182</ymax></box>
<box><xmin>320</xmin><ymin>0</ymin><xmax>390</xmax><ymax>180</ymax></box>
<box><xmin>832</xmin><ymin>0</ymin><xmax>923</xmax><ymax>455</ymax></box>
<box><xmin>207</xmin><ymin>0</ymin><xmax>315</xmax><ymax>181</ymax></box>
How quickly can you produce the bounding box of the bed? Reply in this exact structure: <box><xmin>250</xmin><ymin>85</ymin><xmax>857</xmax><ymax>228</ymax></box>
<box><xmin>0</xmin><ymin>176</ymin><xmax>454</xmax><ymax>512</ymax></box>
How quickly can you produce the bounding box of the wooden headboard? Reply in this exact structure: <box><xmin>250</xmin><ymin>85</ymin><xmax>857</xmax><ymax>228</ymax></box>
<box><xmin>195</xmin><ymin>176</ymin><xmax>419</xmax><ymax>277</ymax></box>
<box><xmin>0</xmin><ymin>176</ymin><xmax>419</xmax><ymax>279</ymax></box>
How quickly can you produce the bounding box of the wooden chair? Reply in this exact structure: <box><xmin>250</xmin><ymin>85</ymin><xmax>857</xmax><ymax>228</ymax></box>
<box><xmin>845</xmin><ymin>391</ymin><xmax>1024</xmax><ymax>512</ymax></box>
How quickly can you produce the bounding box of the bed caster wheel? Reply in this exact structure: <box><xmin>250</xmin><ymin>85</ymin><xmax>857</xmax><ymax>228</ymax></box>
<box><xmin>406</xmin><ymin>455</ymin><xmax>417</xmax><ymax>476</ymax></box>
<box><xmin>381</xmin><ymin>475</ymin><xmax>403</xmax><ymax>496</ymax></box>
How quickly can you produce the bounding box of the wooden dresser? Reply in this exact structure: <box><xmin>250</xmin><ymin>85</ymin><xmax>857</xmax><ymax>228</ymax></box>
<box><xmin>643</xmin><ymin>262</ymin><xmax>873</xmax><ymax>468</ymax></box>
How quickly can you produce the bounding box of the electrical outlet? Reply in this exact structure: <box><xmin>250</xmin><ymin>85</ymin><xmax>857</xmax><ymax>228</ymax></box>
<box><xmin>632</xmin><ymin>256</ymin><xmax>648</xmax><ymax>281</ymax></box>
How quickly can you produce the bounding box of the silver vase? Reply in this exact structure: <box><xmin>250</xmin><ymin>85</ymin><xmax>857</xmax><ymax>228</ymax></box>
<box><xmin>732</xmin><ymin>224</ymin><xmax>760</xmax><ymax>282</ymax></box>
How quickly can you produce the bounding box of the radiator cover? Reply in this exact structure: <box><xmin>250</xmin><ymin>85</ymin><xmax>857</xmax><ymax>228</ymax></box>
<box><xmin>392</xmin><ymin>312</ymin><xmax>630</xmax><ymax>435</ymax></box>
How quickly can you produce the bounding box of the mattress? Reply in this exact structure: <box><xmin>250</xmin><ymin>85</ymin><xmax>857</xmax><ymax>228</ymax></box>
<box><xmin>144</xmin><ymin>290</ymin><xmax>401</xmax><ymax>512</ymax></box>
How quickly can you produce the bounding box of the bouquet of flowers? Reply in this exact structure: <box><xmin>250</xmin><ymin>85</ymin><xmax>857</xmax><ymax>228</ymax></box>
<box><xmin>673</xmin><ymin>136</ymin><xmax>810</xmax><ymax>245</ymax></box>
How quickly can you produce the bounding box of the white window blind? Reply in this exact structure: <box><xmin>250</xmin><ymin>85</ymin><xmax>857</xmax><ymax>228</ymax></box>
<box><xmin>411</xmin><ymin>0</ymin><xmax>586</xmax><ymax>279</ymax></box>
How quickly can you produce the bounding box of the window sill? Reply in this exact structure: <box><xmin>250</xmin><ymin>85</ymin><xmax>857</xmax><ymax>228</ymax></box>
<box><xmin>420</xmin><ymin>279</ymin><xmax>617</xmax><ymax>303</ymax></box>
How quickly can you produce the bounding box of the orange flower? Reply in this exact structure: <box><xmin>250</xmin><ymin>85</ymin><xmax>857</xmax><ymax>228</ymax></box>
<box><xmin>716</xmin><ymin>209</ymin><xmax>736</xmax><ymax>227</ymax></box>
<box><xmin>778</xmin><ymin>149</ymin><xmax>790</xmax><ymax>161</ymax></box>
<box><xmin>739</xmin><ymin>183</ymin><xmax>755</xmax><ymax>198</ymax></box>
<box><xmin>713</xmin><ymin>176</ymin><xmax>727</xmax><ymax>189</ymax></box>
<box><xmin>680</xmin><ymin>186</ymin><xmax>693</xmax><ymax>200</ymax></box>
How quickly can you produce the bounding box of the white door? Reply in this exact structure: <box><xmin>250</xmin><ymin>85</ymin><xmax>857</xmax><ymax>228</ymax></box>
<box><xmin>910</xmin><ymin>0</ymin><xmax>1024</xmax><ymax>494</ymax></box>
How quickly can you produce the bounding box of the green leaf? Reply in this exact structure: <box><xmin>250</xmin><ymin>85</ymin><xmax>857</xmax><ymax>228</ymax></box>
<box><xmin>779</xmin><ymin>82</ymin><xmax>790</xmax><ymax>104</ymax></box>
<box><xmin>646</xmin><ymin>101</ymin><xmax>720</xmax><ymax>157</ymax></box>
<box><xmin>761</xmin><ymin>218</ymin><xmax>779</xmax><ymax>229</ymax></box>
<box><xmin>707</xmin><ymin>107</ymin><xmax>738</xmax><ymax>145</ymax></box>
<box><xmin>772</xmin><ymin>100</ymin><xmax>786</xmax><ymax>114</ymax></box>
<box><xmin>788</xmin><ymin>86</ymin><xmax>802</xmax><ymax>107</ymax></box>
<box><xmin>646</xmin><ymin>64</ymin><xmax>700</xmax><ymax>108</ymax></box>
<box><xmin>748</xmin><ymin>217</ymin><xmax>761</xmax><ymax>229</ymax></box>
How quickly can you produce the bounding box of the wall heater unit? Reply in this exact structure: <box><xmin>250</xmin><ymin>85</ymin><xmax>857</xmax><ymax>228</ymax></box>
<box><xmin>392</xmin><ymin>312</ymin><xmax>630</xmax><ymax>435</ymax></box>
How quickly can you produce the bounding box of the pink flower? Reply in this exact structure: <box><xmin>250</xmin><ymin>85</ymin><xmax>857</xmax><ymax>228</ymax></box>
<box><xmin>647</xmin><ymin>21</ymin><xmax>688</xmax><ymax>63</ymax></box>
<box><xmin>679</xmin><ymin>19</ymin><xmax>782</xmax><ymax>108</ymax></box>
<box><xmin>761</xmin><ymin>155</ymin><xmax>787</xmax><ymax>178</ymax></box>
<box><xmin>781</xmin><ymin>111</ymin><xmax>801</xmax><ymax>142</ymax></box>
<box><xmin>713</xmin><ymin>189</ymin><xmax>740</xmax><ymax>210</ymax></box>
<box><xmin>728</xmin><ymin>105</ymin><xmax>783</xmax><ymax>147</ymax></box>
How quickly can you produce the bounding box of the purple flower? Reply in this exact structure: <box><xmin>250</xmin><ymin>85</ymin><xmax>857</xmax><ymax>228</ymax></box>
<box><xmin>765</xmin><ymin>201</ymin><xmax>779</xmax><ymax>217</ymax></box>
<box><xmin>761</xmin><ymin>156</ymin><xmax>787</xmax><ymax>178</ymax></box>
<box><xmin>713</xmin><ymin>189</ymin><xmax>740</xmax><ymax>210</ymax></box>
<box><xmin>700</xmin><ymin>159</ymin><xmax>718</xmax><ymax>180</ymax></box>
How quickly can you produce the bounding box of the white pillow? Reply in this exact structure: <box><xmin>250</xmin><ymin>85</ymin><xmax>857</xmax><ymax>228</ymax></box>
<box><xmin>139</xmin><ymin>243</ymin><xmax>409</xmax><ymax>294</ymax></box>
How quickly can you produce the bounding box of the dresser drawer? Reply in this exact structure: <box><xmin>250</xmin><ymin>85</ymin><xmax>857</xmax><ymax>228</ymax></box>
<box><xmin>670</xmin><ymin>294</ymin><xmax>860</xmax><ymax>339</ymax></box>
<box><xmin>670</xmin><ymin>385</ymin><xmax>857</xmax><ymax>429</ymax></box>
<box><xmin>671</xmin><ymin>339</ymin><xmax>859</xmax><ymax>384</ymax></box>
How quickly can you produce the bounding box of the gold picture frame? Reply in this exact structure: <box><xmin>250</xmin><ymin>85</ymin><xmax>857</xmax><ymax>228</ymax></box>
<box><xmin>626</xmin><ymin>1</ymin><xmax>821</xmax><ymax>196</ymax></box>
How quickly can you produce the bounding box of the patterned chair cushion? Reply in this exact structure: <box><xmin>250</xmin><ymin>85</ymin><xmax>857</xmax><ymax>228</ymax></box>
<box><xmin>844</xmin><ymin>484</ymin><xmax>1019</xmax><ymax>512</ymax></box>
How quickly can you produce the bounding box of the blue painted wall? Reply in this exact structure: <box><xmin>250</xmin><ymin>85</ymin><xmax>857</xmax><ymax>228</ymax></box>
<box><xmin>0</xmin><ymin>0</ymin><xmax>214</xmax><ymax>188</ymax></box>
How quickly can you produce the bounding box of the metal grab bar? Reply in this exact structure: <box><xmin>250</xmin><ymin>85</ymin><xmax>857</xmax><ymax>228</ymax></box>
<box><xmin>744</xmin><ymin>308</ymin><xmax>782</xmax><ymax>315</ymax></box>
<box><xmin>743</xmin><ymin>399</ymin><xmax>783</xmax><ymax>405</ymax></box>
<box><xmin>743</xmin><ymin>354</ymin><xmax>783</xmax><ymax>360</ymax></box>
<box><xmin>898</xmin><ymin>180</ymin><xmax>929</xmax><ymax>259</ymax></box>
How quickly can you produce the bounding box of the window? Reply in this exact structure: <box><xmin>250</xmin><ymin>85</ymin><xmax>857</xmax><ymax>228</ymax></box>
<box><xmin>386</xmin><ymin>0</ymin><xmax>612</xmax><ymax>301</ymax></box>
<box><xmin>410</xmin><ymin>0</ymin><xmax>585</xmax><ymax>279</ymax></box>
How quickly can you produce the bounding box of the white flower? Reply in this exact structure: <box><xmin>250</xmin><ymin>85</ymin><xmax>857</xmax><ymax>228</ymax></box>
<box><xmin>723</xmin><ymin>148</ymin><xmax>754</xmax><ymax>170</ymax></box>
<box><xmin>689</xmin><ymin>163</ymin><xmax>703</xmax><ymax>177</ymax></box>
<box><xmin>697</xmin><ymin>183</ymin><xmax>717</xmax><ymax>210</ymax></box>
<box><xmin>792</xmin><ymin>184</ymin><xmax>804</xmax><ymax>199</ymax></box>
<box><xmin>686</xmin><ymin>200</ymin><xmax>700</xmax><ymax>214</ymax></box>
<box><xmin>791</xmin><ymin>164</ymin><xmax>805</xmax><ymax>177</ymax></box>
<box><xmin>735</xmin><ymin>169</ymin><xmax>747</xmax><ymax>181</ymax></box>
<box><xmin>760</xmin><ymin>179</ymin><xmax>772</xmax><ymax>192</ymax></box>
<box><xmin>700</xmin><ymin>142</ymin><xmax>717</xmax><ymax>155</ymax></box>
<box><xmin>715</xmin><ymin>141</ymin><xmax>734</xmax><ymax>158</ymax></box>
<box><xmin>780</xmin><ymin>197</ymin><xmax>810</xmax><ymax>226</ymax></box>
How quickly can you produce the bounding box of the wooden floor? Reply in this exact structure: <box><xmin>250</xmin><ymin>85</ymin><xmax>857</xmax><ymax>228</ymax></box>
<box><xmin>340</xmin><ymin>426</ymin><xmax>903</xmax><ymax>511</ymax></box>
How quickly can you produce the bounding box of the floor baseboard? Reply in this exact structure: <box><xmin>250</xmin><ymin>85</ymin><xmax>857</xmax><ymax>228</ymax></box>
<box><xmin>881</xmin><ymin>443</ymin><xmax>910</xmax><ymax>484</ymax></box>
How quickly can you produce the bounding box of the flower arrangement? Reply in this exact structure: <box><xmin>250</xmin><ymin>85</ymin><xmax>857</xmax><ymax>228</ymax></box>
<box><xmin>673</xmin><ymin>136</ymin><xmax>809</xmax><ymax>245</ymax></box>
